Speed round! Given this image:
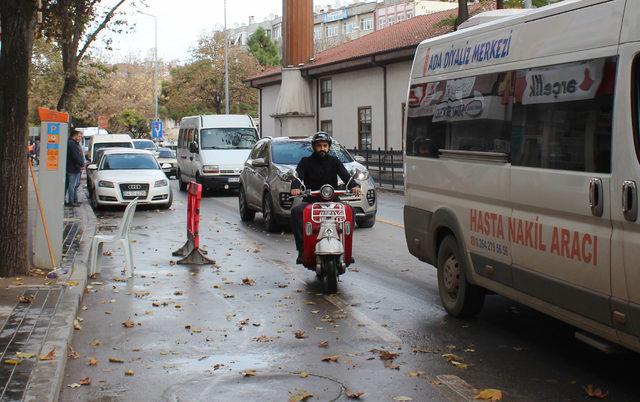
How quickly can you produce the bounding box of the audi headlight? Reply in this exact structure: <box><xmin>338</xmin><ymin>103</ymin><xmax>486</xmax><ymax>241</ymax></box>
<box><xmin>154</xmin><ymin>179</ymin><xmax>168</xmax><ymax>187</ymax></box>
<box><xmin>98</xmin><ymin>180</ymin><xmax>114</xmax><ymax>188</ymax></box>
<box><xmin>320</xmin><ymin>184</ymin><xmax>334</xmax><ymax>200</ymax></box>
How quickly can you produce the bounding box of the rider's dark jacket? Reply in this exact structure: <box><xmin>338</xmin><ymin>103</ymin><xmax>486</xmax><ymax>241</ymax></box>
<box><xmin>291</xmin><ymin>153</ymin><xmax>358</xmax><ymax>194</ymax></box>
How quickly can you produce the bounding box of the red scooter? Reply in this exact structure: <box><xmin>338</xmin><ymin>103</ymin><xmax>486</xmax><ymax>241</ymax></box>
<box><xmin>288</xmin><ymin>170</ymin><xmax>364</xmax><ymax>293</ymax></box>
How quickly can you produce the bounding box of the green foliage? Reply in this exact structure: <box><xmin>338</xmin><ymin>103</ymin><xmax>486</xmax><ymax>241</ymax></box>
<box><xmin>504</xmin><ymin>0</ymin><xmax>563</xmax><ymax>8</ymax></box>
<box><xmin>434</xmin><ymin>14</ymin><xmax>457</xmax><ymax>29</ymax></box>
<box><xmin>116</xmin><ymin>108</ymin><xmax>149</xmax><ymax>138</ymax></box>
<box><xmin>247</xmin><ymin>27</ymin><xmax>281</xmax><ymax>67</ymax></box>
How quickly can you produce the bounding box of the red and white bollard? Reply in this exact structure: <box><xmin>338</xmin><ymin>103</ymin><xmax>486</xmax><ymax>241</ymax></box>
<box><xmin>172</xmin><ymin>181</ymin><xmax>214</xmax><ymax>265</ymax></box>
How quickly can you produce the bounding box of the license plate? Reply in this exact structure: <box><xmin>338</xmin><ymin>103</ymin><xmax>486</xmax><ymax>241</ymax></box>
<box><xmin>123</xmin><ymin>190</ymin><xmax>147</xmax><ymax>197</ymax></box>
<box><xmin>228</xmin><ymin>177</ymin><xmax>239</xmax><ymax>183</ymax></box>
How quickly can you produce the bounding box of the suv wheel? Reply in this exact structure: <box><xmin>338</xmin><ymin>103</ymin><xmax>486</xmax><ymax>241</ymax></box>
<box><xmin>356</xmin><ymin>215</ymin><xmax>376</xmax><ymax>228</ymax></box>
<box><xmin>262</xmin><ymin>193</ymin><xmax>279</xmax><ymax>232</ymax></box>
<box><xmin>437</xmin><ymin>235</ymin><xmax>485</xmax><ymax>317</ymax></box>
<box><xmin>239</xmin><ymin>186</ymin><xmax>255</xmax><ymax>222</ymax></box>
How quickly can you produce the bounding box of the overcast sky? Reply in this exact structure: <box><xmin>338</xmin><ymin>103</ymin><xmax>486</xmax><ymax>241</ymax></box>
<box><xmin>108</xmin><ymin>0</ymin><xmax>347</xmax><ymax>63</ymax></box>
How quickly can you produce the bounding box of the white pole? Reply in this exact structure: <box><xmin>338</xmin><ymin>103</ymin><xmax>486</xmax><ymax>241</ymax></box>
<box><xmin>524</xmin><ymin>0</ymin><xmax>533</xmax><ymax>7</ymax></box>
<box><xmin>224</xmin><ymin>0</ymin><xmax>230</xmax><ymax>114</ymax></box>
<box><xmin>153</xmin><ymin>14</ymin><xmax>158</xmax><ymax>120</ymax></box>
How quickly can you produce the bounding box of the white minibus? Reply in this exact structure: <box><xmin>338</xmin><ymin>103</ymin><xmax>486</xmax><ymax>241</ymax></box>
<box><xmin>404</xmin><ymin>0</ymin><xmax>640</xmax><ymax>353</ymax></box>
<box><xmin>177</xmin><ymin>115</ymin><xmax>259</xmax><ymax>192</ymax></box>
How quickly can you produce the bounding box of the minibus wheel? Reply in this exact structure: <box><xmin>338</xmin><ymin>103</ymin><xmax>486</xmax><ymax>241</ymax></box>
<box><xmin>436</xmin><ymin>235</ymin><xmax>485</xmax><ymax>317</ymax></box>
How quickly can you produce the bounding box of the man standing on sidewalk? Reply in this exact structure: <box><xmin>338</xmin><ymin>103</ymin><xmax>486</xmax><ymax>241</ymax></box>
<box><xmin>66</xmin><ymin>130</ymin><xmax>84</xmax><ymax>207</ymax></box>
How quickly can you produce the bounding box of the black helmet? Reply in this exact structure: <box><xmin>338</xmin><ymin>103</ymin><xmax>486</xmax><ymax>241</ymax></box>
<box><xmin>311</xmin><ymin>131</ymin><xmax>332</xmax><ymax>147</ymax></box>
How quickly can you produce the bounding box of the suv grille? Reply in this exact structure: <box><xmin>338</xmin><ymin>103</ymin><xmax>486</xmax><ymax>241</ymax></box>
<box><xmin>279</xmin><ymin>192</ymin><xmax>293</xmax><ymax>209</ymax></box>
<box><xmin>366</xmin><ymin>189</ymin><xmax>376</xmax><ymax>206</ymax></box>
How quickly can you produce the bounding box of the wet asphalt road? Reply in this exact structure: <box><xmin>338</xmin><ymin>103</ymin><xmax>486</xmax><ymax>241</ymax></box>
<box><xmin>60</xmin><ymin>181</ymin><xmax>640</xmax><ymax>401</ymax></box>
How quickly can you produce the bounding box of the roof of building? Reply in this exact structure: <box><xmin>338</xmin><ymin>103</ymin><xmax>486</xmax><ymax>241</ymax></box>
<box><xmin>245</xmin><ymin>2</ymin><xmax>494</xmax><ymax>87</ymax></box>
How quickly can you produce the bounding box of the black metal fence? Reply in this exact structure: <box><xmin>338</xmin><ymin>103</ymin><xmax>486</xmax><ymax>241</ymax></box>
<box><xmin>350</xmin><ymin>147</ymin><xmax>404</xmax><ymax>190</ymax></box>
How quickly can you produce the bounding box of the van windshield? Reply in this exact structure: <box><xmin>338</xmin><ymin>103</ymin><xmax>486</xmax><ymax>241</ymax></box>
<box><xmin>271</xmin><ymin>141</ymin><xmax>353</xmax><ymax>165</ymax></box>
<box><xmin>200</xmin><ymin>128</ymin><xmax>258</xmax><ymax>150</ymax></box>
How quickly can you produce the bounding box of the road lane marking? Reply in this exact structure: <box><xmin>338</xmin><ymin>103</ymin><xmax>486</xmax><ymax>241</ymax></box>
<box><xmin>377</xmin><ymin>217</ymin><xmax>404</xmax><ymax>229</ymax></box>
<box><xmin>323</xmin><ymin>294</ymin><xmax>402</xmax><ymax>344</ymax></box>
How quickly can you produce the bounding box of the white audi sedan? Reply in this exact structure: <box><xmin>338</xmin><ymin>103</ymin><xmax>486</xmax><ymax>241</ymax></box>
<box><xmin>87</xmin><ymin>149</ymin><xmax>173</xmax><ymax>210</ymax></box>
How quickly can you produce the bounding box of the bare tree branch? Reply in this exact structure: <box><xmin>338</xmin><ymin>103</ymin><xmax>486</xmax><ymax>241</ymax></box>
<box><xmin>77</xmin><ymin>0</ymin><xmax>126</xmax><ymax>61</ymax></box>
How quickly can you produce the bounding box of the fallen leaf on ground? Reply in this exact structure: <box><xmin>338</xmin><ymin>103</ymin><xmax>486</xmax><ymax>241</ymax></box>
<box><xmin>294</xmin><ymin>330</ymin><xmax>306</xmax><ymax>339</ymax></box>
<box><xmin>90</xmin><ymin>339</ymin><xmax>101</xmax><ymax>347</ymax></box>
<box><xmin>393</xmin><ymin>397</ymin><xmax>413</xmax><ymax>401</ymax></box>
<box><xmin>583</xmin><ymin>385</ymin><xmax>608</xmax><ymax>399</ymax></box>
<box><xmin>122</xmin><ymin>320</ymin><xmax>135</xmax><ymax>328</ymax></box>
<box><xmin>412</xmin><ymin>346</ymin><xmax>439</xmax><ymax>354</ymax></box>
<box><xmin>319</xmin><ymin>341</ymin><xmax>329</xmax><ymax>348</ymax></box>
<box><xmin>113</xmin><ymin>277</ymin><xmax>127</xmax><ymax>282</ymax></box>
<box><xmin>254</xmin><ymin>335</ymin><xmax>273</xmax><ymax>342</ymax></box>
<box><xmin>125</xmin><ymin>370</ymin><xmax>134</xmax><ymax>376</ymax></box>
<box><xmin>67</xmin><ymin>383</ymin><xmax>81</xmax><ymax>389</ymax></box>
<box><xmin>374</xmin><ymin>349</ymin><xmax>399</xmax><ymax>361</ymax></box>
<box><xmin>241</xmin><ymin>369</ymin><xmax>257</xmax><ymax>377</ymax></box>
<box><xmin>345</xmin><ymin>389</ymin><xmax>365</xmax><ymax>399</ymax></box>
<box><xmin>408</xmin><ymin>370</ymin><xmax>424</xmax><ymax>378</ymax></box>
<box><xmin>289</xmin><ymin>390</ymin><xmax>313</xmax><ymax>402</ymax></box>
<box><xmin>16</xmin><ymin>353</ymin><xmax>35</xmax><ymax>359</ymax></box>
<box><xmin>39</xmin><ymin>349</ymin><xmax>56</xmax><ymax>361</ymax></box>
<box><xmin>213</xmin><ymin>363</ymin><xmax>225</xmax><ymax>370</ymax></box>
<box><xmin>173</xmin><ymin>290</ymin><xmax>183</xmax><ymax>295</ymax></box>
<box><xmin>108</xmin><ymin>357</ymin><xmax>125</xmax><ymax>363</ymax></box>
<box><xmin>3</xmin><ymin>359</ymin><xmax>21</xmax><ymax>365</ymax></box>
<box><xmin>474</xmin><ymin>389</ymin><xmax>503</xmax><ymax>401</ymax></box>
<box><xmin>299</xmin><ymin>371</ymin><xmax>309</xmax><ymax>378</ymax></box>
<box><xmin>242</xmin><ymin>277</ymin><xmax>256</xmax><ymax>286</ymax></box>
<box><xmin>68</xmin><ymin>346</ymin><xmax>80</xmax><ymax>360</ymax></box>
<box><xmin>87</xmin><ymin>357</ymin><xmax>98</xmax><ymax>366</ymax></box>
<box><xmin>304</xmin><ymin>301</ymin><xmax>315</xmax><ymax>305</ymax></box>
<box><xmin>134</xmin><ymin>292</ymin><xmax>150</xmax><ymax>298</ymax></box>
<box><xmin>17</xmin><ymin>295</ymin><xmax>35</xmax><ymax>303</ymax></box>
<box><xmin>451</xmin><ymin>361</ymin><xmax>469</xmax><ymax>369</ymax></box>
<box><xmin>152</xmin><ymin>302</ymin><xmax>161</xmax><ymax>307</ymax></box>
<box><xmin>79</xmin><ymin>377</ymin><xmax>91</xmax><ymax>386</ymax></box>
<box><xmin>321</xmin><ymin>355</ymin><xmax>340</xmax><ymax>363</ymax></box>
<box><xmin>73</xmin><ymin>319</ymin><xmax>82</xmax><ymax>330</ymax></box>
<box><xmin>102</xmin><ymin>250</ymin><xmax>112</xmax><ymax>256</ymax></box>
<box><xmin>442</xmin><ymin>353</ymin><xmax>462</xmax><ymax>362</ymax></box>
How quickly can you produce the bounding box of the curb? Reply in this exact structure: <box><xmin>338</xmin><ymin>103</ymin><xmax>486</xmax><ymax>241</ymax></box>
<box><xmin>376</xmin><ymin>185</ymin><xmax>404</xmax><ymax>194</ymax></box>
<box><xmin>23</xmin><ymin>201</ymin><xmax>95</xmax><ymax>402</ymax></box>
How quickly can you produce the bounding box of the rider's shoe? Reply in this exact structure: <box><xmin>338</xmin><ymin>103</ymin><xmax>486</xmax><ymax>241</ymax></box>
<box><xmin>296</xmin><ymin>251</ymin><xmax>304</xmax><ymax>265</ymax></box>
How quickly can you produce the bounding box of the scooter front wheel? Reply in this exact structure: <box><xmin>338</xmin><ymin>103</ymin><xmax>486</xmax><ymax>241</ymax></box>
<box><xmin>321</xmin><ymin>256</ymin><xmax>338</xmax><ymax>294</ymax></box>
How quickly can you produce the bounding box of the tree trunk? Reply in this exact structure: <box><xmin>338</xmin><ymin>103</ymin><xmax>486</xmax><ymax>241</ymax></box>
<box><xmin>456</xmin><ymin>0</ymin><xmax>469</xmax><ymax>29</ymax></box>
<box><xmin>0</xmin><ymin>0</ymin><xmax>37</xmax><ymax>277</ymax></box>
<box><xmin>57</xmin><ymin>60</ymin><xmax>79</xmax><ymax>112</ymax></box>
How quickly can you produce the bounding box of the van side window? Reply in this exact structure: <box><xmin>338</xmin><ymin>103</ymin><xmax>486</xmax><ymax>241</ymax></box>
<box><xmin>511</xmin><ymin>57</ymin><xmax>616</xmax><ymax>173</ymax></box>
<box><xmin>178</xmin><ymin>129</ymin><xmax>184</xmax><ymax>148</ymax></box>
<box><xmin>187</xmin><ymin>129</ymin><xmax>194</xmax><ymax>144</ymax></box>
<box><xmin>406</xmin><ymin>72</ymin><xmax>513</xmax><ymax>157</ymax></box>
<box><xmin>194</xmin><ymin>129</ymin><xmax>199</xmax><ymax>146</ymax></box>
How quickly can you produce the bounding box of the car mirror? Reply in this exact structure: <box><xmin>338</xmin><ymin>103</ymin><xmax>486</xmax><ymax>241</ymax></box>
<box><xmin>189</xmin><ymin>142</ymin><xmax>198</xmax><ymax>153</ymax></box>
<box><xmin>87</xmin><ymin>164</ymin><xmax>97</xmax><ymax>170</ymax></box>
<box><xmin>282</xmin><ymin>169</ymin><xmax>298</xmax><ymax>181</ymax></box>
<box><xmin>251</xmin><ymin>158</ymin><xmax>268</xmax><ymax>167</ymax></box>
<box><xmin>354</xmin><ymin>155</ymin><xmax>366</xmax><ymax>163</ymax></box>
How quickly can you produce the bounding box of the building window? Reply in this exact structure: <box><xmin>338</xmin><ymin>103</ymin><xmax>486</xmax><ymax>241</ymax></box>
<box><xmin>406</xmin><ymin>9</ymin><xmax>414</xmax><ymax>19</ymax></box>
<box><xmin>321</xmin><ymin>120</ymin><xmax>333</xmax><ymax>136</ymax></box>
<box><xmin>327</xmin><ymin>24</ymin><xmax>339</xmax><ymax>38</ymax></box>
<box><xmin>314</xmin><ymin>26</ymin><xmax>322</xmax><ymax>40</ymax></box>
<box><xmin>273</xmin><ymin>25</ymin><xmax>281</xmax><ymax>40</ymax></box>
<box><xmin>378</xmin><ymin>17</ymin><xmax>386</xmax><ymax>29</ymax></box>
<box><xmin>320</xmin><ymin>78</ymin><xmax>332</xmax><ymax>108</ymax></box>
<box><xmin>345</xmin><ymin>22</ymin><xmax>355</xmax><ymax>34</ymax></box>
<box><xmin>388</xmin><ymin>15</ymin><xmax>396</xmax><ymax>25</ymax></box>
<box><xmin>360</xmin><ymin>17</ymin><xmax>373</xmax><ymax>31</ymax></box>
<box><xmin>358</xmin><ymin>107</ymin><xmax>372</xmax><ymax>150</ymax></box>
<box><xmin>398</xmin><ymin>13</ymin><xmax>406</xmax><ymax>22</ymax></box>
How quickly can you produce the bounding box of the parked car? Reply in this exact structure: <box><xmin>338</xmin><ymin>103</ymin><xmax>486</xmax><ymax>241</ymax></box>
<box><xmin>156</xmin><ymin>147</ymin><xmax>177</xmax><ymax>178</ymax></box>
<box><xmin>88</xmin><ymin>134</ymin><xmax>134</xmax><ymax>163</ymax></box>
<box><xmin>86</xmin><ymin>149</ymin><xmax>173</xmax><ymax>210</ymax></box>
<box><xmin>238</xmin><ymin>136</ymin><xmax>377</xmax><ymax>232</ymax></box>
<box><xmin>177</xmin><ymin>114</ymin><xmax>259</xmax><ymax>192</ymax></box>
<box><xmin>132</xmin><ymin>139</ymin><xmax>158</xmax><ymax>153</ymax></box>
<box><xmin>87</xmin><ymin>146</ymin><xmax>136</xmax><ymax>196</ymax></box>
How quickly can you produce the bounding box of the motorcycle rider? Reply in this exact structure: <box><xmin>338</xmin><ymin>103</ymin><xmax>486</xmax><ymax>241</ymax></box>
<box><xmin>290</xmin><ymin>132</ymin><xmax>362</xmax><ymax>264</ymax></box>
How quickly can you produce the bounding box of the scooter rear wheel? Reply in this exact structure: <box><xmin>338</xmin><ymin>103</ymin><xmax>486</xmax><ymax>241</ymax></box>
<box><xmin>321</xmin><ymin>256</ymin><xmax>338</xmax><ymax>294</ymax></box>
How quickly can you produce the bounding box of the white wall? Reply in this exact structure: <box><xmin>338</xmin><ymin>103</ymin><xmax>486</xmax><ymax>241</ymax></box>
<box><xmin>258</xmin><ymin>59</ymin><xmax>412</xmax><ymax>150</ymax></box>
<box><xmin>259</xmin><ymin>85</ymin><xmax>280</xmax><ymax>138</ymax></box>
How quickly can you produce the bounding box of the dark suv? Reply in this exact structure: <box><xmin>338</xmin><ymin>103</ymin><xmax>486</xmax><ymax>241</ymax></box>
<box><xmin>238</xmin><ymin>137</ymin><xmax>377</xmax><ymax>232</ymax></box>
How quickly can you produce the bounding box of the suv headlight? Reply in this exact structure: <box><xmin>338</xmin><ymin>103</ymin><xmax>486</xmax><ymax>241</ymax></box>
<box><xmin>203</xmin><ymin>165</ymin><xmax>220</xmax><ymax>174</ymax></box>
<box><xmin>98</xmin><ymin>180</ymin><xmax>114</xmax><ymax>188</ymax></box>
<box><xmin>154</xmin><ymin>179</ymin><xmax>168</xmax><ymax>187</ymax></box>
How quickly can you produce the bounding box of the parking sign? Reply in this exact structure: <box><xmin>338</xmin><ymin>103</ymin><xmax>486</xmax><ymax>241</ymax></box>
<box><xmin>151</xmin><ymin>120</ymin><xmax>163</xmax><ymax>139</ymax></box>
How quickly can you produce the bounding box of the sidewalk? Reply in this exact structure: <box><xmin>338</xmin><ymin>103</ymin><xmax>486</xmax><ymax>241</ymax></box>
<box><xmin>0</xmin><ymin>187</ymin><xmax>94</xmax><ymax>401</ymax></box>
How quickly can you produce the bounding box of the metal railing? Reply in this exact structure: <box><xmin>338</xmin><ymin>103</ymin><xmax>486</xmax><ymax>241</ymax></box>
<box><xmin>350</xmin><ymin>147</ymin><xmax>404</xmax><ymax>190</ymax></box>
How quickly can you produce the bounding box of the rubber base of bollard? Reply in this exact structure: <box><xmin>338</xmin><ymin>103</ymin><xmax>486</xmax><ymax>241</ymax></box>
<box><xmin>172</xmin><ymin>239</ymin><xmax>194</xmax><ymax>257</ymax></box>
<box><xmin>176</xmin><ymin>247</ymin><xmax>214</xmax><ymax>265</ymax></box>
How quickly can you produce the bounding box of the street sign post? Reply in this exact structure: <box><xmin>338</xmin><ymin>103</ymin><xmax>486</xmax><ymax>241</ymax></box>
<box><xmin>151</xmin><ymin>120</ymin><xmax>163</xmax><ymax>139</ymax></box>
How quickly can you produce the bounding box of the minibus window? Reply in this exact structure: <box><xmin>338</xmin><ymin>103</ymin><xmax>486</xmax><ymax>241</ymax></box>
<box><xmin>406</xmin><ymin>72</ymin><xmax>513</xmax><ymax>158</ymax></box>
<box><xmin>200</xmin><ymin>128</ymin><xmax>259</xmax><ymax>150</ymax></box>
<box><xmin>511</xmin><ymin>57</ymin><xmax>616</xmax><ymax>173</ymax></box>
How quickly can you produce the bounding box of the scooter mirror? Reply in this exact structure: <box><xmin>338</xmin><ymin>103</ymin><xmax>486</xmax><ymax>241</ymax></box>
<box><xmin>284</xmin><ymin>169</ymin><xmax>298</xmax><ymax>181</ymax></box>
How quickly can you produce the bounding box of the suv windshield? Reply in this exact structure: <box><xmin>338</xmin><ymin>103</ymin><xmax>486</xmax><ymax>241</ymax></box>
<box><xmin>271</xmin><ymin>141</ymin><xmax>353</xmax><ymax>165</ymax></box>
<box><xmin>133</xmin><ymin>140</ymin><xmax>156</xmax><ymax>150</ymax></box>
<box><xmin>200</xmin><ymin>128</ymin><xmax>258</xmax><ymax>150</ymax></box>
<box><xmin>158</xmin><ymin>149</ymin><xmax>175</xmax><ymax>158</ymax></box>
<box><xmin>101</xmin><ymin>154</ymin><xmax>159</xmax><ymax>170</ymax></box>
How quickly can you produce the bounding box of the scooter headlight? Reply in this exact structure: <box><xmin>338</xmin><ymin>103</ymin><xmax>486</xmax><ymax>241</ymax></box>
<box><xmin>320</xmin><ymin>184</ymin><xmax>334</xmax><ymax>200</ymax></box>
